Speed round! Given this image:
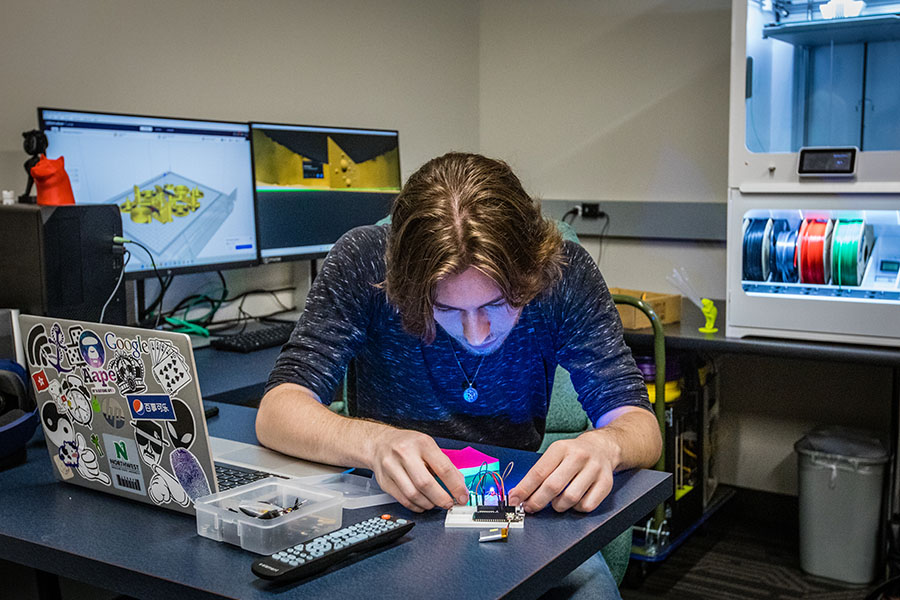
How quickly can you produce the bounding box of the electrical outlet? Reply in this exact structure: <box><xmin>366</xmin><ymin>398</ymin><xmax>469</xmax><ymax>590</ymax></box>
<box><xmin>581</xmin><ymin>203</ymin><xmax>602</xmax><ymax>219</ymax></box>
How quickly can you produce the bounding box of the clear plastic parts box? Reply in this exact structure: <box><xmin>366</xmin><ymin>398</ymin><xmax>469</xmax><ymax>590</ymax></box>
<box><xmin>295</xmin><ymin>472</ymin><xmax>395</xmax><ymax>509</ymax></box>
<box><xmin>195</xmin><ymin>477</ymin><xmax>344</xmax><ymax>555</ymax></box>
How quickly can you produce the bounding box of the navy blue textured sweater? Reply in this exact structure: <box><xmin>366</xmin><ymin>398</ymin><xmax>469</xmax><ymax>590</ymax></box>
<box><xmin>267</xmin><ymin>224</ymin><xmax>650</xmax><ymax>451</ymax></box>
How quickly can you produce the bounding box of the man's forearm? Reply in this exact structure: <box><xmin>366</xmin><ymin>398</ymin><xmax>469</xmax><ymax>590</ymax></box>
<box><xmin>255</xmin><ymin>382</ymin><xmax>395</xmax><ymax>470</ymax></box>
<box><xmin>585</xmin><ymin>406</ymin><xmax>662</xmax><ymax>472</ymax></box>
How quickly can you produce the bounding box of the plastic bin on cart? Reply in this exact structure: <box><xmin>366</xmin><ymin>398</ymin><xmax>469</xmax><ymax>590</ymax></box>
<box><xmin>794</xmin><ymin>427</ymin><xmax>888</xmax><ymax>584</ymax></box>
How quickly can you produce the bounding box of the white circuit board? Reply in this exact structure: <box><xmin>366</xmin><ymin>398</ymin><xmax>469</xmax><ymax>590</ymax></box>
<box><xmin>444</xmin><ymin>505</ymin><xmax>525</xmax><ymax>529</ymax></box>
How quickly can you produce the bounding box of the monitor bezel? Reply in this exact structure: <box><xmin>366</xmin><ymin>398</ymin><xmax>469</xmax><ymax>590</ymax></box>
<box><xmin>37</xmin><ymin>106</ymin><xmax>260</xmax><ymax>280</ymax></box>
<box><xmin>249</xmin><ymin>120</ymin><xmax>401</xmax><ymax>264</ymax></box>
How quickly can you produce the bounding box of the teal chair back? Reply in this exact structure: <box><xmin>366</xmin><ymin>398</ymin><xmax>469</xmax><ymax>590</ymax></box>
<box><xmin>542</xmin><ymin>220</ymin><xmax>631</xmax><ymax>586</ymax></box>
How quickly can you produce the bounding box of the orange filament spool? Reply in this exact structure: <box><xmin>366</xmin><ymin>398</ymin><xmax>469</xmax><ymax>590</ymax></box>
<box><xmin>799</xmin><ymin>219</ymin><xmax>829</xmax><ymax>284</ymax></box>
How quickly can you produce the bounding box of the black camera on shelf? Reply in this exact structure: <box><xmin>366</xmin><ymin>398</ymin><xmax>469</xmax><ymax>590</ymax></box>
<box><xmin>20</xmin><ymin>129</ymin><xmax>49</xmax><ymax>203</ymax></box>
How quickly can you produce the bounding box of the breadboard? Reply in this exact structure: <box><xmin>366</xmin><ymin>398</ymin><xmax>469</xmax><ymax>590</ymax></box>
<box><xmin>444</xmin><ymin>505</ymin><xmax>524</xmax><ymax>529</ymax></box>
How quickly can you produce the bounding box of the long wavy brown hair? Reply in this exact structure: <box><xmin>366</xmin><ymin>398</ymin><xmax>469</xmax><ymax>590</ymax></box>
<box><xmin>384</xmin><ymin>152</ymin><xmax>564</xmax><ymax>343</ymax></box>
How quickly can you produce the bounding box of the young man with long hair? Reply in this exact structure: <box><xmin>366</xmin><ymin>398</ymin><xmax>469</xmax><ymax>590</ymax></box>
<box><xmin>257</xmin><ymin>152</ymin><xmax>661</xmax><ymax>597</ymax></box>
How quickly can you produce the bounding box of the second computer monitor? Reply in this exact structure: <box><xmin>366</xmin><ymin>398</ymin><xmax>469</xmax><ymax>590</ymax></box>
<box><xmin>251</xmin><ymin>122</ymin><xmax>401</xmax><ymax>262</ymax></box>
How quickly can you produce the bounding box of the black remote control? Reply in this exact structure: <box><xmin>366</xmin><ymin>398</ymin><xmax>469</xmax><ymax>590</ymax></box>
<box><xmin>251</xmin><ymin>514</ymin><xmax>414</xmax><ymax>583</ymax></box>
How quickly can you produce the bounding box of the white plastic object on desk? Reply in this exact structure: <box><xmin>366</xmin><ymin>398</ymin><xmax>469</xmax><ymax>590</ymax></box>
<box><xmin>195</xmin><ymin>477</ymin><xmax>344</xmax><ymax>554</ymax></box>
<box><xmin>444</xmin><ymin>505</ymin><xmax>525</xmax><ymax>529</ymax></box>
<box><xmin>293</xmin><ymin>472</ymin><xmax>395</xmax><ymax>509</ymax></box>
<box><xmin>1</xmin><ymin>190</ymin><xmax>15</xmax><ymax>205</ymax></box>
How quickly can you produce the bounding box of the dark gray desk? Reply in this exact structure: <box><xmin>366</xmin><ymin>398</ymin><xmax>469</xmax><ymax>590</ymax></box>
<box><xmin>194</xmin><ymin>345</ymin><xmax>282</xmax><ymax>406</ymax></box>
<box><xmin>0</xmin><ymin>403</ymin><xmax>672</xmax><ymax>600</ymax></box>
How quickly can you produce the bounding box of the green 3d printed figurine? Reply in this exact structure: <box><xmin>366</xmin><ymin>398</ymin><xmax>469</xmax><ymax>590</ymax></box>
<box><xmin>699</xmin><ymin>298</ymin><xmax>718</xmax><ymax>333</ymax></box>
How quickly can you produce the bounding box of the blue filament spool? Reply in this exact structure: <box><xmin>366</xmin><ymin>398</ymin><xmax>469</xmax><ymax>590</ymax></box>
<box><xmin>742</xmin><ymin>219</ymin><xmax>769</xmax><ymax>281</ymax></box>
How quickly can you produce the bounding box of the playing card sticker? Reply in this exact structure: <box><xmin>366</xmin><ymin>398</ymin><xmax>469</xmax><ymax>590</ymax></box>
<box><xmin>148</xmin><ymin>338</ymin><xmax>192</xmax><ymax>395</ymax></box>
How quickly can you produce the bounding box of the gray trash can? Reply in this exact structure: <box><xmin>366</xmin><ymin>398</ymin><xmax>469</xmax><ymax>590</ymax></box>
<box><xmin>794</xmin><ymin>427</ymin><xmax>888</xmax><ymax>584</ymax></box>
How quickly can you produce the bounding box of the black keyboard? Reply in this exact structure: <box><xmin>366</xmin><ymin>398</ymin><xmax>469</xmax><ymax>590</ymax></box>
<box><xmin>214</xmin><ymin>462</ymin><xmax>279</xmax><ymax>490</ymax></box>
<box><xmin>209</xmin><ymin>322</ymin><xmax>295</xmax><ymax>353</ymax></box>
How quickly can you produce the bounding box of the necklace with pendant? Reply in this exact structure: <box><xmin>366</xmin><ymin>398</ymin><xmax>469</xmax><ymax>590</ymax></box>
<box><xmin>449</xmin><ymin>342</ymin><xmax>486</xmax><ymax>403</ymax></box>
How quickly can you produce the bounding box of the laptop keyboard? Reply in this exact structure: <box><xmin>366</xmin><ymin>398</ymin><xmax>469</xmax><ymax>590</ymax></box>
<box><xmin>214</xmin><ymin>462</ymin><xmax>276</xmax><ymax>491</ymax></box>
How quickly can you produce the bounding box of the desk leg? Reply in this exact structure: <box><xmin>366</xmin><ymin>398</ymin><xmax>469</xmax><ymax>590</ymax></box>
<box><xmin>892</xmin><ymin>369</ymin><xmax>899</xmax><ymax>519</ymax></box>
<box><xmin>889</xmin><ymin>368</ymin><xmax>900</xmax><ymax>579</ymax></box>
<box><xmin>34</xmin><ymin>570</ymin><xmax>61</xmax><ymax>600</ymax></box>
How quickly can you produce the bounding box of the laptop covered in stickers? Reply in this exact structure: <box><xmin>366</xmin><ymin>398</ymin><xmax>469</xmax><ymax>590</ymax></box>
<box><xmin>18</xmin><ymin>314</ymin><xmax>339</xmax><ymax>515</ymax></box>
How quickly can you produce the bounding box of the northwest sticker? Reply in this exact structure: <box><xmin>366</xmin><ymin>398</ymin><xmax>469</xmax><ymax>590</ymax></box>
<box><xmin>127</xmin><ymin>394</ymin><xmax>176</xmax><ymax>421</ymax></box>
<box><xmin>103</xmin><ymin>434</ymin><xmax>146</xmax><ymax>495</ymax></box>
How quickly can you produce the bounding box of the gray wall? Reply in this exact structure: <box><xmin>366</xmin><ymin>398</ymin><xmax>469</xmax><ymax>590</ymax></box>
<box><xmin>0</xmin><ymin>0</ymin><xmax>480</xmax><ymax>185</ymax></box>
<box><xmin>0</xmin><ymin>0</ymin><xmax>888</xmax><ymax>496</ymax></box>
<box><xmin>479</xmin><ymin>1</ymin><xmax>889</xmax><ymax>496</ymax></box>
<box><xmin>0</xmin><ymin>0</ymin><xmax>481</xmax><ymax>314</ymax></box>
<box><xmin>478</xmin><ymin>0</ymin><xmax>732</xmax><ymax>300</ymax></box>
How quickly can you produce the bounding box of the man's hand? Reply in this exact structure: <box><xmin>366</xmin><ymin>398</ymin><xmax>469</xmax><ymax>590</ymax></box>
<box><xmin>508</xmin><ymin>406</ymin><xmax>661</xmax><ymax>514</ymax></box>
<box><xmin>507</xmin><ymin>431</ymin><xmax>619</xmax><ymax>513</ymax></box>
<box><xmin>369</xmin><ymin>428</ymin><xmax>469</xmax><ymax>513</ymax></box>
<box><xmin>257</xmin><ymin>385</ymin><xmax>471</xmax><ymax>513</ymax></box>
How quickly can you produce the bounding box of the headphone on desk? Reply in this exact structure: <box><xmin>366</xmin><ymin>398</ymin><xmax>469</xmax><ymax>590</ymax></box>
<box><xmin>0</xmin><ymin>359</ymin><xmax>39</xmax><ymax>467</ymax></box>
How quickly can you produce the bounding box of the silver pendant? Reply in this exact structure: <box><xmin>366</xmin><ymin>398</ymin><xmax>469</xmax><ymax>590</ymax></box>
<box><xmin>463</xmin><ymin>386</ymin><xmax>478</xmax><ymax>403</ymax></box>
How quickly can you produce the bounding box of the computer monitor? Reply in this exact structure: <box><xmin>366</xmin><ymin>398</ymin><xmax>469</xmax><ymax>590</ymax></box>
<box><xmin>38</xmin><ymin>108</ymin><xmax>258</xmax><ymax>278</ymax></box>
<box><xmin>250</xmin><ymin>122</ymin><xmax>401</xmax><ymax>262</ymax></box>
